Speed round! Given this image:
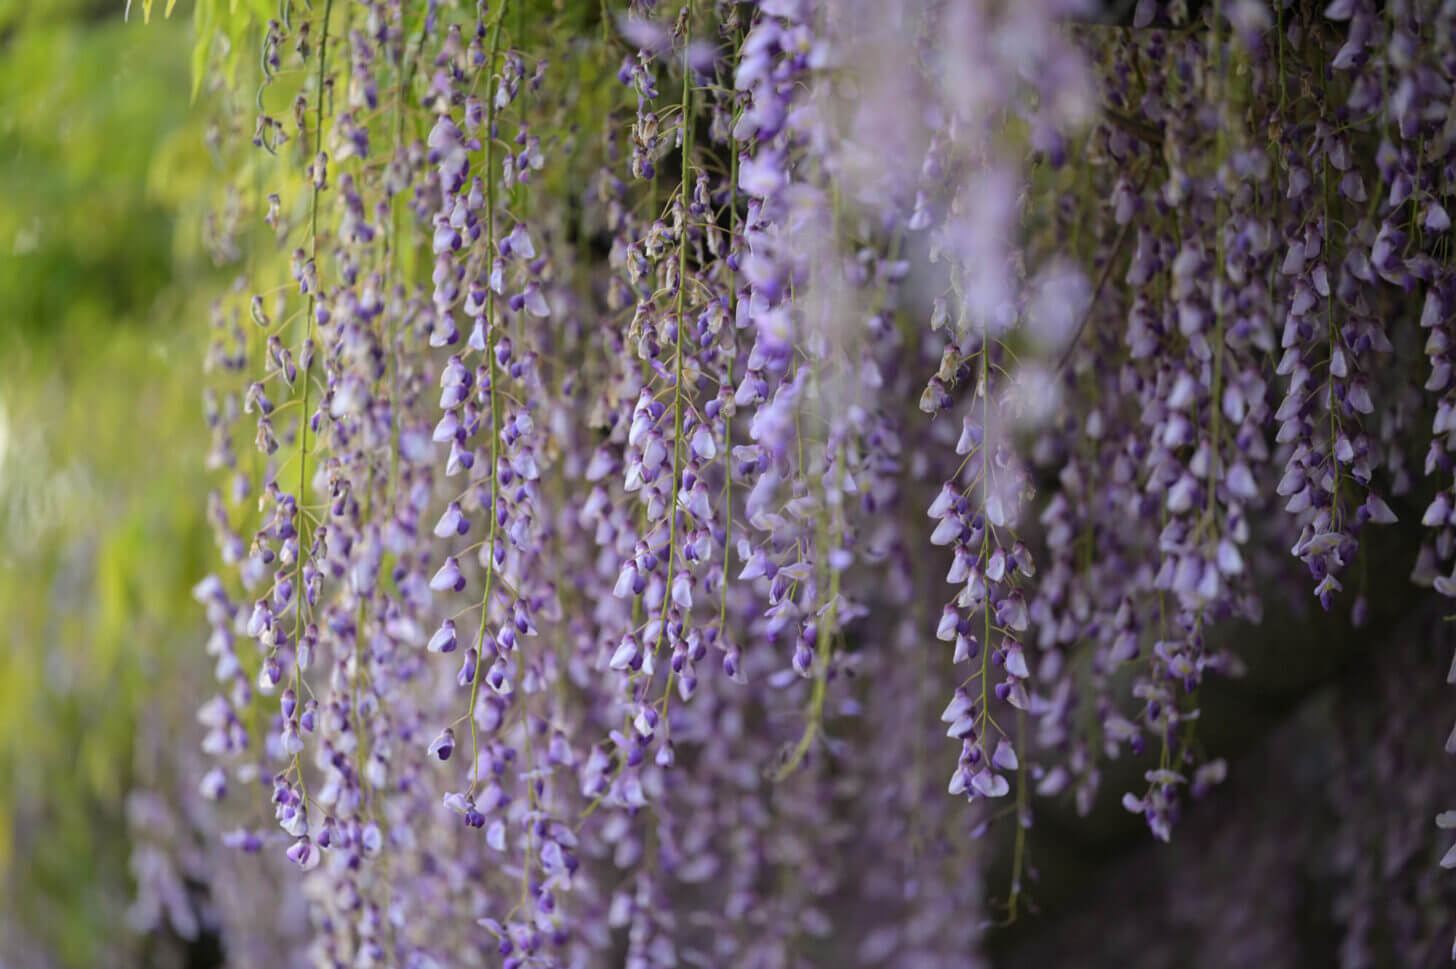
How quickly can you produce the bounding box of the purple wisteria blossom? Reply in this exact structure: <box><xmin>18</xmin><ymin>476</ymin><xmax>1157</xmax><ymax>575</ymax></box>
<box><xmin>172</xmin><ymin>0</ymin><xmax>1456</xmax><ymax>964</ymax></box>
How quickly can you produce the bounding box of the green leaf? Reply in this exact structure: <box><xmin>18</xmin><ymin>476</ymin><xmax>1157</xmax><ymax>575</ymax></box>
<box><xmin>189</xmin><ymin>0</ymin><xmax>214</xmax><ymax>101</ymax></box>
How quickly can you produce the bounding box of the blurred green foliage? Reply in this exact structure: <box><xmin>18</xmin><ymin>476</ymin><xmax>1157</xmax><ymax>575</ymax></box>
<box><xmin>0</xmin><ymin>1</ymin><xmax>229</xmax><ymax>964</ymax></box>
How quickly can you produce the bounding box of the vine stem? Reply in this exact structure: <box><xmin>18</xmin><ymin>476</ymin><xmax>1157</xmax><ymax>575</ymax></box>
<box><xmin>1052</xmin><ymin>187</ymin><xmax>1140</xmax><ymax>377</ymax></box>
<box><xmin>716</xmin><ymin>52</ymin><xmax>742</xmax><ymax>646</ymax></box>
<box><xmin>466</xmin><ymin>2</ymin><xmax>510</xmax><ymax>799</ymax></box>
<box><xmin>977</xmin><ymin>339</ymin><xmax>993</xmax><ymax>743</ymax></box>
<box><xmin>385</xmin><ymin>5</ymin><xmax>430</xmax><ymax>512</ymax></box>
<box><xmin>1205</xmin><ymin>0</ymin><xmax>1228</xmax><ymax>527</ymax></box>
<box><xmin>1006</xmin><ymin>705</ymin><xmax>1029</xmax><ymax>922</ymax></box>
<box><xmin>289</xmin><ymin>0</ymin><xmax>335</xmax><ymax>814</ymax></box>
<box><xmin>656</xmin><ymin>3</ymin><xmax>694</xmax><ymax>717</ymax></box>
<box><xmin>770</xmin><ymin>180</ymin><xmax>845</xmax><ymax>784</ymax></box>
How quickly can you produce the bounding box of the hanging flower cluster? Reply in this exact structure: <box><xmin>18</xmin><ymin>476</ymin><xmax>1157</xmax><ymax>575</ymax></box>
<box><xmin>177</xmin><ymin>0</ymin><xmax>1456</xmax><ymax>963</ymax></box>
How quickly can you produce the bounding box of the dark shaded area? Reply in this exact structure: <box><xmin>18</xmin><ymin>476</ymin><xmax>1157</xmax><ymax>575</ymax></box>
<box><xmin>136</xmin><ymin>879</ymin><xmax>227</xmax><ymax>969</ymax></box>
<box><xmin>989</xmin><ymin>589</ymin><xmax>1456</xmax><ymax>968</ymax></box>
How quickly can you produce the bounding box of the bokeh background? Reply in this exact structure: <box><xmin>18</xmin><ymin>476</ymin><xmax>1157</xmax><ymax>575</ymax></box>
<box><xmin>0</xmin><ymin>2</ymin><xmax>221</xmax><ymax>964</ymax></box>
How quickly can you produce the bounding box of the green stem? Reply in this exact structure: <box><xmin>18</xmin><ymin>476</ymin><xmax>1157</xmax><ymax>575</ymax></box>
<box><xmin>466</xmin><ymin>3</ymin><xmax>510</xmax><ymax>797</ymax></box>
<box><xmin>1006</xmin><ymin>705</ymin><xmax>1028</xmax><ymax>922</ymax></box>
<box><xmin>385</xmin><ymin>4</ymin><xmax>429</xmax><ymax>512</ymax></box>
<box><xmin>656</xmin><ymin>5</ymin><xmax>694</xmax><ymax>715</ymax></box>
<box><xmin>289</xmin><ymin>0</ymin><xmax>335</xmax><ymax>813</ymax></box>
<box><xmin>716</xmin><ymin>81</ymin><xmax>740</xmax><ymax>643</ymax></box>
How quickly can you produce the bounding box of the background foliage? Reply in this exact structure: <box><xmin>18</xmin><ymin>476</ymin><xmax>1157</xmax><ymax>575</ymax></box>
<box><xmin>0</xmin><ymin>2</ymin><xmax>222</xmax><ymax>965</ymax></box>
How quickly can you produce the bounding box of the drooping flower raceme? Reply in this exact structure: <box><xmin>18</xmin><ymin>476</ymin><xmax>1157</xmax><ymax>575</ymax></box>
<box><xmin>171</xmin><ymin>0</ymin><xmax>1456</xmax><ymax>964</ymax></box>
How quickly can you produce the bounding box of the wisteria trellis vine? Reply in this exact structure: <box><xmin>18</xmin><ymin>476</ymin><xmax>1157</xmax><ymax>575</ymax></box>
<box><xmin>180</xmin><ymin>0</ymin><xmax>1456</xmax><ymax>963</ymax></box>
